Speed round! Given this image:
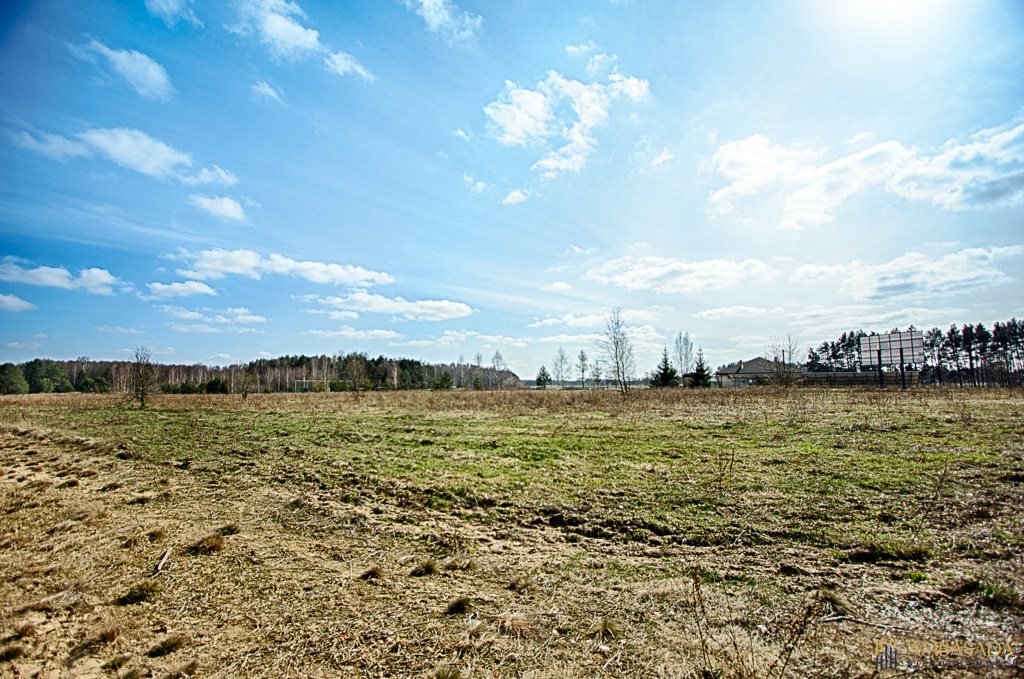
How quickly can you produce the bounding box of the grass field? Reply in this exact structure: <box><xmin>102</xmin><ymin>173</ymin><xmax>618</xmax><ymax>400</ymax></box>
<box><xmin>1</xmin><ymin>388</ymin><xmax>1022</xmax><ymax>677</ymax></box>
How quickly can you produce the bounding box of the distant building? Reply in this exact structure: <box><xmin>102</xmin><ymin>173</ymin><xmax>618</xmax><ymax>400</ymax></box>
<box><xmin>715</xmin><ymin>357</ymin><xmax>777</xmax><ymax>387</ymax></box>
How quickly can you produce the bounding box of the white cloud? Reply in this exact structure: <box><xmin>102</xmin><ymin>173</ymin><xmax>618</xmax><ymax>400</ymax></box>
<box><xmin>0</xmin><ymin>257</ymin><xmax>120</xmax><ymax>295</ymax></box>
<box><xmin>549</xmin><ymin>281</ymin><xmax>572</xmax><ymax>291</ymax></box>
<box><xmin>693</xmin><ymin>305</ymin><xmax>783</xmax><ymax>320</ymax></box>
<box><xmin>188</xmin><ymin>195</ymin><xmax>247</xmax><ymax>222</ymax></box>
<box><xmin>585</xmin><ymin>52</ymin><xmax>617</xmax><ymax>78</ymax></box>
<box><xmin>837</xmin><ymin>246</ymin><xmax>1024</xmax><ymax>301</ymax></box>
<box><xmin>251</xmin><ymin>80</ymin><xmax>283</xmax><ymax>103</ymax></box>
<box><xmin>145</xmin><ymin>281</ymin><xmax>218</xmax><ymax>299</ymax></box>
<box><xmin>5</xmin><ymin>341</ymin><xmax>41</xmax><ymax>350</ymax></box>
<box><xmin>463</xmin><ymin>173</ymin><xmax>488</xmax><ymax>193</ymax></box>
<box><xmin>173</xmin><ymin>248</ymin><xmax>393</xmax><ymax>286</ymax></box>
<box><xmin>306</xmin><ymin>326</ymin><xmax>400</xmax><ymax>339</ymax></box>
<box><xmin>0</xmin><ymin>293</ymin><xmax>35</xmax><ymax>312</ymax></box>
<box><xmin>565</xmin><ymin>40</ymin><xmax>597</xmax><ymax>57</ymax></box>
<box><xmin>484</xmin><ymin>81</ymin><xmax>552</xmax><ymax>146</ymax></box>
<box><xmin>708</xmin><ymin>134</ymin><xmax>820</xmax><ymax>215</ymax></box>
<box><xmin>501</xmin><ymin>189</ymin><xmax>528</xmax><ymax>205</ymax></box>
<box><xmin>485</xmin><ymin>68</ymin><xmax>650</xmax><ymax>179</ymax></box>
<box><xmin>404</xmin><ymin>0</ymin><xmax>482</xmax><ymax>43</ymax></box>
<box><xmin>453</xmin><ymin>128</ymin><xmax>473</xmax><ymax>140</ymax></box>
<box><xmin>789</xmin><ymin>263</ymin><xmax>847</xmax><ymax>283</ymax></box>
<box><xmin>324</xmin><ymin>51</ymin><xmax>375</xmax><ymax>82</ymax></box>
<box><xmin>888</xmin><ymin>119</ymin><xmax>1024</xmax><ymax>211</ymax></box>
<box><xmin>145</xmin><ymin>0</ymin><xmax>202</xmax><ymax>26</ymax></box>
<box><xmin>168</xmin><ymin>323</ymin><xmax>263</xmax><ymax>334</ymax></box>
<box><xmin>10</xmin><ymin>131</ymin><xmax>90</xmax><ymax>161</ymax></box>
<box><xmin>586</xmin><ymin>255</ymin><xmax>778</xmax><ymax>294</ymax></box>
<box><xmin>313</xmin><ymin>291</ymin><xmax>474</xmax><ymax>321</ymax></box>
<box><xmin>711</xmin><ymin>117</ymin><xmax>1024</xmax><ymax>229</ymax></box>
<box><xmin>404</xmin><ymin>329</ymin><xmax>527</xmax><ymax>348</ymax></box>
<box><xmin>779</xmin><ymin>141</ymin><xmax>913</xmax><ymax>230</ymax></box>
<box><xmin>77</xmin><ymin>127</ymin><xmax>190</xmax><ymax>178</ymax></box>
<box><xmin>180</xmin><ymin>165</ymin><xmax>238</xmax><ymax>186</ymax></box>
<box><xmin>85</xmin><ymin>40</ymin><xmax>174</xmax><ymax>100</ymax></box>
<box><xmin>529</xmin><ymin>309</ymin><xmax>659</xmax><ymax>328</ymax></box>
<box><xmin>96</xmin><ymin>325</ymin><xmax>144</xmax><ymax>334</ymax></box>
<box><xmin>651</xmin><ymin>146</ymin><xmax>675</xmax><ymax>167</ymax></box>
<box><xmin>157</xmin><ymin>305</ymin><xmax>267</xmax><ymax>324</ymax></box>
<box><xmin>236</xmin><ymin>0</ymin><xmax>322</xmax><ymax>58</ymax></box>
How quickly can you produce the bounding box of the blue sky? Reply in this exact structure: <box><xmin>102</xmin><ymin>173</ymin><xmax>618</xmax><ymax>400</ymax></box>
<box><xmin>1</xmin><ymin>0</ymin><xmax>1023</xmax><ymax>376</ymax></box>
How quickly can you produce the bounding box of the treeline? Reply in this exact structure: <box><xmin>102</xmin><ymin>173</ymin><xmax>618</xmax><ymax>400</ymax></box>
<box><xmin>0</xmin><ymin>352</ymin><xmax>520</xmax><ymax>395</ymax></box>
<box><xmin>805</xmin><ymin>318</ymin><xmax>1024</xmax><ymax>386</ymax></box>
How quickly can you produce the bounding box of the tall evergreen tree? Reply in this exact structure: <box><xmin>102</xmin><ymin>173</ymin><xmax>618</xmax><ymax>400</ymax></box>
<box><xmin>0</xmin><ymin>363</ymin><xmax>29</xmax><ymax>394</ymax></box>
<box><xmin>535</xmin><ymin>365</ymin><xmax>551</xmax><ymax>389</ymax></box>
<box><xmin>690</xmin><ymin>349</ymin><xmax>713</xmax><ymax>388</ymax></box>
<box><xmin>649</xmin><ymin>348</ymin><xmax>679</xmax><ymax>388</ymax></box>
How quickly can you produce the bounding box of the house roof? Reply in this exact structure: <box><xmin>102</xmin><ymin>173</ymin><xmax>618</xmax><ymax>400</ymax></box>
<box><xmin>715</xmin><ymin>357</ymin><xmax>776</xmax><ymax>375</ymax></box>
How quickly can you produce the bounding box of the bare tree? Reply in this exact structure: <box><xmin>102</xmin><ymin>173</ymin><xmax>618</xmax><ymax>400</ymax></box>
<box><xmin>128</xmin><ymin>346</ymin><xmax>157</xmax><ymax>408</ymax></box>
<box><xmin>766</xmin><ymin>334</ymin><xmax>802</xmax><ymax>386</ymax></box>
<box><xmin>552</xmin><ymin>346</ymin><xmax>569</xmax><ymax>389</ymax></box>
<box><xmin>599</xmin><ymin>307</ymin><xmax>635</xmax><ymax>395</ymax></box>
<box><xmin>576</xmin><ymin>350</ymin><xmax>588</xmax><ymax>389</ymax></box>
<box><xmin>674</xmin><ymin>331</ymin><xmax>694</xmax><ymax>375</ymax></box>
<box><xmin>491</xmin><ymin>349</ymin><xmax>506</xmax><ymax>389</ymax></box>
<box><xmin>589</xmin><ymin>359</ymin><xmax>603</xmax><ymax>389</ymax></box>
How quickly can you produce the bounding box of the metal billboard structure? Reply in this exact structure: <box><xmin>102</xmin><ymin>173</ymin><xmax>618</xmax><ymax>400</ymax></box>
<box><xmin>860</xmin><ymin>330</ymin><xmax>925</xmax><ymax>389</ymax></box>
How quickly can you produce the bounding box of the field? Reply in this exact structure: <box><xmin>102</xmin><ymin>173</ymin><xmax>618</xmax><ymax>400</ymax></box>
<box><xmin>1</xmin><ymin>388</ymin><xmax>1022</xmax><ymax>678</ymax></box>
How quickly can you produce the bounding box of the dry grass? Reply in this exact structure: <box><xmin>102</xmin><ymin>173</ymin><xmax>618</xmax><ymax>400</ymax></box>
<box><xmin>186</xmin><ymin>532</ymin><xmax>225</xmax><ymax>555</ymax></box>
<box><xmin>147</xmin><ymin>633</ymin><xmax>187</xmax><ymax>658</ymax></box>
<box><xmin>115</xmin><ymin>580</ymin><xmax>162</xmax><ymax>606</ymax></box>
<box><xmin>409</xmin><ymin>558</ymin><xmax>438</xmax><ymax>577</ymax></box>
<box><xmin>0</xmin><ymin>388</ymin><xmax>1021</xmax><ymax>677</ymax></box>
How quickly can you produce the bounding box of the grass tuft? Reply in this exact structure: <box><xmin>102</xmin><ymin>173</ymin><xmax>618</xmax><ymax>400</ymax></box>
<box><xmin>187</xmin><ymin>532</ymin><xmax>225</xmax><ymax>555</ymax></box>
<box><xmin>445</xmin><ymin>596</ymin><xmax>474</xmax><ymax>616</ymax></box>
<box><xmin>358</xmin><ymin>565</ymin><xmax>383</xmax><ymax>581</ymax></box>
<box><xmin>215</xmin><ymin>523</ymin><xmax>240</xmax><ymax>536</ymax></box>
<box><xmin>146</xmin><ymin>633</ymin><xmax>187</xmax><ymax>658</ymax></box>
<box><xmin>102</xmin><ymin>653</ymin><xmax>131</xmax><ymax>671</ymax></box>
<box><xmin>508</xmin><ymin>575</ymin><xmax>533</xmax><ymax>594</ymax></box>
<box><xmin>0</xmin><ymin>645</ymin><xmax>26</xmax><ymax>662</ymax></box>
<box><xmin>590</xmin><ymin>616</ymin><xmax>620</xmax><ymax>641</ymax></box>
<box><xmin>409</xmin><ymin>558</ymin><xmax>438</xmax><ymax>577</ymax></box>
<box><xmin>165</xmin><ymin>659</ymin><xmax>200</xmax><ymax>678</ymax></box>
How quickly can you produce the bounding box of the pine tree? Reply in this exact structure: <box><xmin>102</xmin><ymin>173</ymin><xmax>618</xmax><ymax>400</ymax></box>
<box><xmin>648</xmin><ymin>348</ymin><xmax>679</xmax><ymax>388</ymax></box>
<box><xmin>690</xmin><ymin>348</ymin><xmax>713</xmax><ymax>388</ymax></box>
<box><xmin>535</xmin><ymin>365</ymin><xmax>551</xmax><ymax>389</ymax></box>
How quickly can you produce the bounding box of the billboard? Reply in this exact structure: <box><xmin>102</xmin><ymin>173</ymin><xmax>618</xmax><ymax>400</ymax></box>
<box><xmin>860</xmin><ymin>331</ymin><xmax>925</xmax><ymax>366</ymax></box>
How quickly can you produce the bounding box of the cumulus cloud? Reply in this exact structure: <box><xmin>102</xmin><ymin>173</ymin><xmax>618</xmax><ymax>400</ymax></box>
<box><xmin>484</xmin><ymin>68</ymin><xmax>650</xmax><ymax>179</ymax></box>
<box><xmin>145</xmin><ymin>281</ymin><xmax>218</xmax><ymax>299</ymax></box>
<box><xmin>311</xmin><ymin>291</ymin><xmax>474</xmax><ymax>321</ymax></box>
<box><xmin>188</xmin><ymin>195</ymin><xmax>247</xmax><ymax>222</ymax></box>
<box><xmin>501</xmin><ymin>189</ymin><xmax>528</xmax><ymax>205</ymax></box>
<box><xmin>586</xmin><ymin>255</ymin><xmax>777</xmax><ymax>294</ymax></box>
<box><xmin>529</xmin><ymin>309</ymin><xmax>659</xmax><ymax>328</ymax></box>
<box><xmin>710</xmin><ymin>117</ymin><xmax>1024</xmax><ymax>229</ymax></box>
<box><xmin>180</xmin><ymin>165</ymin><xmax>238</xmax><ymax>186</ymax></box>
<box><xmin>145</xmin><ymin>0</ymin><xmax>202</xmax><ymax>26</ymax></box>
<box><xmin>83</xmin><ymin>40</ymin><xmax>174</xmax><ymax>100</ymax></box>
<box><xmin>173</xmin><ymin>248</ymin><xmax>394</xmax><ymax>286</ymax></box>
<box><xmin>403</xmin><ymin>0</ymin><xmax>482</xmax><ymax>43</ymax></box>
<box><xmin>5</xmin><ymin>341</ymin><xmax>41</xmax><ymax>350</ymax></box>
<box><xmin>463</xmin><ymin>173</ymin><xmax>488</xmax><ymax>193</ymax></box>
<box><xmin>0</xmin><ymin>257</ymin><xmax>120</xmax><ymax>295</ymax></box>
<box><xmin>0</xmin><ymin>293</ymin><xmax>35</xmax><ymax>311</ymax></box>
